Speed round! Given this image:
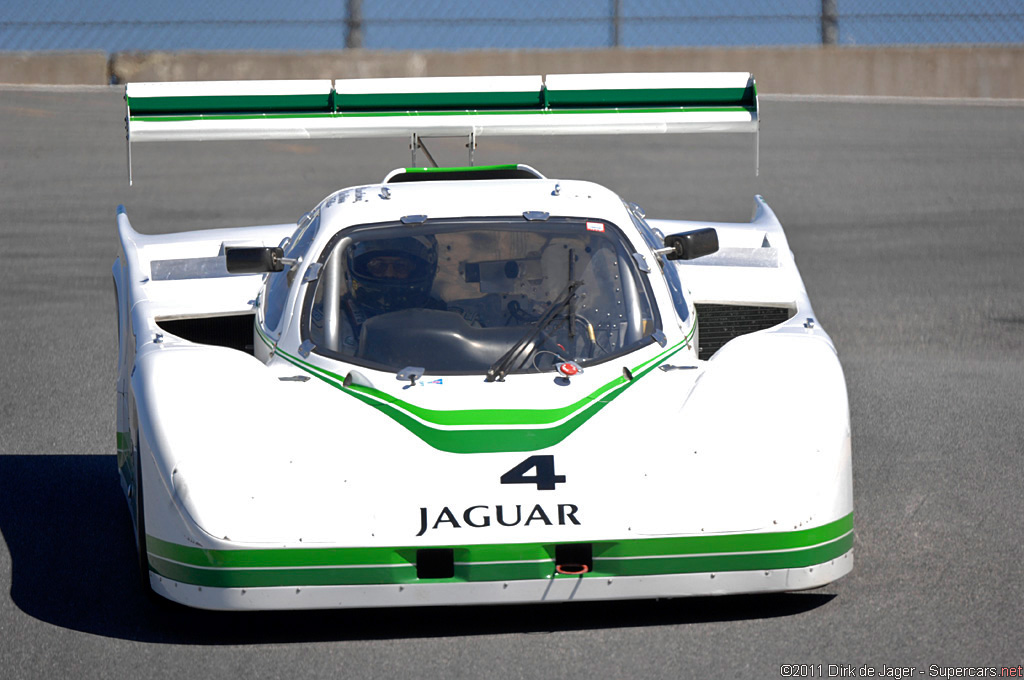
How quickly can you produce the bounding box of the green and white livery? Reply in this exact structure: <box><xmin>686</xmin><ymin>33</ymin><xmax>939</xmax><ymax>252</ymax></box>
<box><xmin>113</xmin><ymin>73</ymin><xmax>852</xmax><ymax>611</ymax></box>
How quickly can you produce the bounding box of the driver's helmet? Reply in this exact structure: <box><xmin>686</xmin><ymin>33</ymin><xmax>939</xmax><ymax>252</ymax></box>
<box><xmin>346</xmin><ymin>235</ymin><xmax>438</xmax><ymax>314</ymax></box>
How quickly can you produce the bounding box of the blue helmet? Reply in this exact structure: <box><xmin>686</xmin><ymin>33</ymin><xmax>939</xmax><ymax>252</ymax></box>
<box><xmin>346</xmin><ymin>235</ymin><xmax>438</xmax><ymax>314</ymax></box>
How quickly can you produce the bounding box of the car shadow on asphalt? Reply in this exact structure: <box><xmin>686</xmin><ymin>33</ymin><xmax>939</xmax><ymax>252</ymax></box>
<box><xmin>0</xmin><ymin>454</ymin><xmax>834</xmax><ymax>644</ymax></box>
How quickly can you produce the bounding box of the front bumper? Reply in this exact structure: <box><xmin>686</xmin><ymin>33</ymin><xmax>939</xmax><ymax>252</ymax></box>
<box><xmin>145</xmin><ymin>514</ymin><xmax>853</xmax><ymax>610</ymax></box>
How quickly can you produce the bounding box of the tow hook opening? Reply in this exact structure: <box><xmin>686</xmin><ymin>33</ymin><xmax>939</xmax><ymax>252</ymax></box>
<box><xmin>416</xmin><ymin>548</ymin><xmax>454</xmax><ymax>579</ymax></box>
<box><xmin>555</xmin><ymin>543</ymin><xmax>593</xmax><ymax>575</ymax></box>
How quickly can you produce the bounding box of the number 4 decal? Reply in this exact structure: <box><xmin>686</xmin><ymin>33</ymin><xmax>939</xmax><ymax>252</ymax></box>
<box><xmin>500</xmin><ymin>455</ymin><xmax>566</xmax><ymax>491</ymax></box>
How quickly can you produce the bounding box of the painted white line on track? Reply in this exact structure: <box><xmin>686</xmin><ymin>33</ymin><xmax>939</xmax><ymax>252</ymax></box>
<box><xmin>0</xmin><ymin>83</ymin><xmax>115</xmax><ymax>92</ymax></box>
<box><xmin>761</xmin><ymin>93</ymin><xmax>1024</xmax><ymax>107</ymax></box>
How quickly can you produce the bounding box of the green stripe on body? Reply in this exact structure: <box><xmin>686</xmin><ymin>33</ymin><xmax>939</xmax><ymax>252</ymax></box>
<box><xmin>116</xmin><ymin>430</ymin><xmax>131</xmax><ymax>454</ymax></box>
<box><xmin>599</xmin><ymin>513</ymin><xmax>855</xmax><ymax>558</ymax></box>
<box><xmin>146</xmin><ymin>513</ymin><xmax>853</xmax><ymax>588</ymax></box>
<box><xmin>401</xmin><ymin>164</ymin><xmax>521</xmax><ymax>174</ymax></box>
<box><xmin>258</xmin><ymin>322</ymin><xmax>691</xmax><ymax>428</ymax></box>
<box><xmin>256</xmin><ymin>322</ymin><xmax>694</xmax><ymax>453</ymax></box>
<box><xmin>149</xmin><ymin>555</ymin><xmax>419</xmax><ymax>588</ymax></box>
<box><xmin>116</xmin><ymin>430</ymin><xmax>132</xmax><ymax>477</ymax></box>
<box><xmin>595</xmin><ymin>533</ymin><xmax>854</xmax><ymax>578</ymax></box>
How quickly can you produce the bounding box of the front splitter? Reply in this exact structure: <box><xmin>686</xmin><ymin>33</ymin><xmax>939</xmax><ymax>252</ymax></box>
<box><xmin>149</xmin><ymin>549</ymin><xmax>852</xmax><ymax>611</ymax></box>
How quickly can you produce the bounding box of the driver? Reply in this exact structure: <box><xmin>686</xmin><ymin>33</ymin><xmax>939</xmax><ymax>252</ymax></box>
<box><xmin>342</xmin><ymin>234</ymin><xmax>443</xmax><ymax>329</ymax></box>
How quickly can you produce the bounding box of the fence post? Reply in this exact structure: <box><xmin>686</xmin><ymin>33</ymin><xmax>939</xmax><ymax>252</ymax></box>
<box><xmin>612</xmin><ymin>0</ymin><xmax>621</xmax><ymax>47</ymax></box>
<box><xmin>346</xmin><ymin>0</ymin><xmax>363</xmax><ymax>49</ymax></box>
<box><xmin>821</xmin><ymin>0</ymin><xmax>838</xmax><ymax>45</ymax></box>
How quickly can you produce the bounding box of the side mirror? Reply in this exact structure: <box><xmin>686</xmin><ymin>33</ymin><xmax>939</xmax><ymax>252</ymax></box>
<box><xmin>225</xmin><ymin>247</ymin><xmax>286</xmax><ymax>274</ymax></box>
<box><xmin>663</xmin><ymin>228</ymin><xmax>719</xmax><ymax>261</ymax></box>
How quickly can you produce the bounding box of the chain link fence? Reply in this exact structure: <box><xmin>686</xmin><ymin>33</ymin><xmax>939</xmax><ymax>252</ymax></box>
<box><xmin>3</xmin><ymin>1</ymin><xmax>1023</xmax><ymax>51</ymax></box>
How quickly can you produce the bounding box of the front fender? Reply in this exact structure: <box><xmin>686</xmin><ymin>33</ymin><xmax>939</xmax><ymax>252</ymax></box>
<box><xmin>632</xmin><ymin>329</ymin><xmax>852</xmax><ymax>535</ymax></box>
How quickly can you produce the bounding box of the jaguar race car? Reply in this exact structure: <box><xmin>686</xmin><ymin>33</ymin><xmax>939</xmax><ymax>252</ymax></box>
<box><xmin>113</xmin><ymin>73</ymin><xmax>853</xmax><ymax>610</ymax></box>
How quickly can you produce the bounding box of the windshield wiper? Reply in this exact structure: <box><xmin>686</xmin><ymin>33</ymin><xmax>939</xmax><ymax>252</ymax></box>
<box><xmin>485</xmin><ymin>279</ymin><xmax>582</xmax><ymax>383</ymax></box>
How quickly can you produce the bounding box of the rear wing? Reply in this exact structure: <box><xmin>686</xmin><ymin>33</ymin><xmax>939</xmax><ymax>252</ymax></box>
<box><xmin>124</xmin><ymin>72</ymin><xmax>758</xmax><ymax>182</ymax></box>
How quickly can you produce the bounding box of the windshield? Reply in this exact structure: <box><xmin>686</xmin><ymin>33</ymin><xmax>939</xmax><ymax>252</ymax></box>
<box><xmin>302</xmin><ymin>217</ymin><xmax>658</xmax><ymax>375</ymax></box>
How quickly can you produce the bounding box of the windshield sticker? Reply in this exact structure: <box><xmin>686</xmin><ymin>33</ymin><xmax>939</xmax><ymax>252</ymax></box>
<box><xmin>586</xmin><ymin>221</ymin><xmax>605</xmax><ymax>232</ymax></box>
<box><xmin>407</xmin><ymin>378</ymin><xmax>444</xmax><ymax>388</ymax></box>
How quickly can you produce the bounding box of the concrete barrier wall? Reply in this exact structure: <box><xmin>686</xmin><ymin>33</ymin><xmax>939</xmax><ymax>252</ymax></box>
<box><xmin>0</xmin><ymin>51</ymin><xmax>109</xmax><ymax>85</ymax></box>
<box><xmin>3</xmin><ymin>47</ymin><xmax>1024</xmax><ymax>98</ymax></box>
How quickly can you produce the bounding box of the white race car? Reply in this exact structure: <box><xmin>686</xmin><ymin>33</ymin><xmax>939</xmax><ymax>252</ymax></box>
<box><xmin>114</xmin><ymin>73</ymin><xmax>853</xmax><ymax>610</ymax></box>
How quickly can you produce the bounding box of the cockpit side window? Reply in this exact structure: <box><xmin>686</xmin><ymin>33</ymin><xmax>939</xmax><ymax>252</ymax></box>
<box><xmin>263</xmin><ymin>211</ymin><xmax>321</xmax><ymax>332</ymax></box>
<box><xmin>627</xmin><ymin>207</ymin><xmax>689</xmax><ymax>324</ymax></box>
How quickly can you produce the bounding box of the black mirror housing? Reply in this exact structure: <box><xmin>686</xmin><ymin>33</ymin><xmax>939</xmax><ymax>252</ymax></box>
<box><xmin>664</xmin><ymin>228</ymin><xmax>719</xmax><ymax>261</ymax></box>
<box><xmin>225</xmin><ymin>246</ymin><xmax>285</xmax><ymax>274</ymax></box>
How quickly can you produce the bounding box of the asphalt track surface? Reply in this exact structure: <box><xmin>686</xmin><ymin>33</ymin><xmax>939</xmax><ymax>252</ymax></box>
<box><xmin>1</xmin><ymin>87</ymin><xmax>1022</xmax><ymax>678</ymax></box>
